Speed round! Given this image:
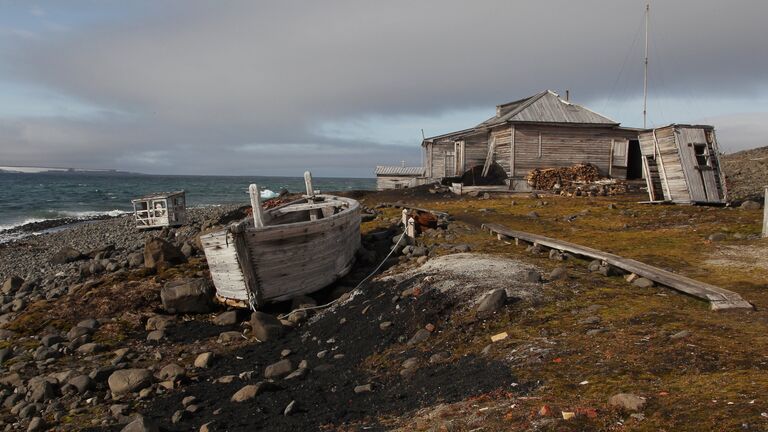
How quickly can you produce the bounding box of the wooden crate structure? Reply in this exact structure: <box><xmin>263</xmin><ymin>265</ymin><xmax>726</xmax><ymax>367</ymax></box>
<box><xmin>638</xmin><ymin>125</ymin><xmax>727</xmax><ymax>204</ymax></box>
<box><xmin>131</xmin><ymin>191</ymin><xmax>187</xmax><ymax>229</ymax></box>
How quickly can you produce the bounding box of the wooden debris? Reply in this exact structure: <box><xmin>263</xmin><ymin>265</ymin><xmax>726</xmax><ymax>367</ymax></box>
<box><xmin>490</xmin><ymin>332</ymin><xmax>508</xmax><ymax>342</ymax></box>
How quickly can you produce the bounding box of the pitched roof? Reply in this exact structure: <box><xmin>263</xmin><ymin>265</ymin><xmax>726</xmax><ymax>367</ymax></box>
<box><xmin>476</xmin><ymin>90</ymin><xmax>618</xmax><ymax>128</ymax></box>
<box><xmin>375</xmin><ymin>166</ymin><xmax>425</xmax><ymax>176</ymax></box>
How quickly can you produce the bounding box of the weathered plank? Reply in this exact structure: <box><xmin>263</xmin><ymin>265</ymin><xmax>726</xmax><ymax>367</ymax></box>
<box><xmin>482</xmin><ymin>222</ymin><xmax>753</xmax><ymax>311</ymax></box>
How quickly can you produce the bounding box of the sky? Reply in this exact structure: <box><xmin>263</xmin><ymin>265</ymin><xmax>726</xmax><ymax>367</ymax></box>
<box><xmin>0</xmin><ymin>1</ymin><xmax>767</xmax><ymax>177</ymax></box>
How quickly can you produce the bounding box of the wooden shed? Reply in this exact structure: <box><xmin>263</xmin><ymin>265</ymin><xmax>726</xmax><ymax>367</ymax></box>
<box><xmin>422</xmin><ymin>90</ymin><xmax>643</xmax><ymax>189</ymax></box>
<box><xmin>131</xmin><ymin>191</ymin><xmax>187</xmax><ymax>229</ymax></box>
<box><xmin>375</xmin><ymin>165</ymin><xmax>427</xmax><ymax>191</ymax></box>
<box><xmin>638</xmin><ymin>124</ymin><xmax>727</xmax><ymax>204</ymax></box>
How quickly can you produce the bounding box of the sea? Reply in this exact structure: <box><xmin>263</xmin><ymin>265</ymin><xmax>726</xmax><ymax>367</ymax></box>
<box><xmin>0</xmin><ymin>171</ymin><xmax>375</xmax><ymax>242</ymax></box>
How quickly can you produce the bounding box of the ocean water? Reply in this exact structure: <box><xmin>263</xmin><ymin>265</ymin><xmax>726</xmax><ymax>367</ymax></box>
<box><xmin>0</xmin><ymin>172</ymin><xmax>376</xmax><ymax>231</ymax></box>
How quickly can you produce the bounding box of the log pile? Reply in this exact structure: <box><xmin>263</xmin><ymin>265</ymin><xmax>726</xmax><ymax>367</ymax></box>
<box><xmin>526</xmin><ymin>164</ymin><xmax>630</xmax><ymax>197</ymax></box>
<box><xmin>527</xmin><ymin>163</ymin><xmax>601</xmax><ymax>190</ymax></box>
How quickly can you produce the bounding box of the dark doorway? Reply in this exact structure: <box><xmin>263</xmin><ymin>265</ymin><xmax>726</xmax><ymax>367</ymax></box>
<box><xmin>626</xmin><ymin>140</ymin><xmax>643</xmax><ymax>179</ymax></box>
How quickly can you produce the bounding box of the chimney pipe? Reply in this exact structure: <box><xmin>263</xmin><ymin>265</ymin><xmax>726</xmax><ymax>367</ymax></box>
<box><xmin>565</xmin><ymin>90</ymin><xmax>570</xmax><ymax>101</ymax></box>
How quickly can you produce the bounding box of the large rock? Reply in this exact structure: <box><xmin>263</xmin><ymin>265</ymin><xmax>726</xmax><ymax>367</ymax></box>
<box><xmin>740</xmin><ymin>200</ymin><xmax>761</xmax><ymax>210</ymax></box>
<box><xmin>231</xmin><ymin>382</ymin><xmax>278</xmax><ymax>402</ymax></box>
<box><xmin>476</xmin><ymin>289</ymin><xmax>507</xmax><ymax>318</ymax></box>
<box><xmin>144</xmin><ymin>238</ymin><xmax>186</xmax><ymax>269</ymax></box>
<box><xmin>156</xmin><ymin>363</ymin><xmax>186</xmax><ymax>381</ymax></box>
<box><xmin>108</xmin><ymin>369</ymin><xmax>153</xmax><ymax>395</ymax></box>
<box><xmin>50</xmin><ymin>247</ymin><xmax>85</xmax><ymax>265</ymax></box>
<box><xmin>250</xmin><ymin>311</ymin><xmax>285</xmax><ymax>342</ymax></box>
<box><xmin>161</xmin><ymin>279</ymin><xmax>213</xmax><ymax>314</ymax></box>
<box><xmin>1</xmin><ymin>276</ymin><xmax>24</xmax><ymax>295</ymax></box>
<box><xmin>609</xmin><ymin>393</ymin><xmax>646</xmax><ymax>411</ymax></box>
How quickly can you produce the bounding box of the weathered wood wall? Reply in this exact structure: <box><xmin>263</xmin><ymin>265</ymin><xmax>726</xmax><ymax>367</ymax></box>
<box><xmin>639</xmin><ymin>126</ymin><xmax>690</xmax><ymax>202</ymax></box>
<box><xmin>376</xmin><ymin>176</ymin><xmax>428</xmax><ymax>191</ymax></box>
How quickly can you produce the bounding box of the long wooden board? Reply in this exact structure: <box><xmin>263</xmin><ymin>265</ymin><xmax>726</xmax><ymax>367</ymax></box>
<box><xmin>482</xmin><ymin>223</ymin><xmax>753</xmax><ymax>311</ymax></box>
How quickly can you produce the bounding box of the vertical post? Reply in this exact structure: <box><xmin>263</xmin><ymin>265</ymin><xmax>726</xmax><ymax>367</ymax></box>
<box><xmin>510</xmin><ymin>125</ymin><xmax>516</xmax><ymax>179</ymax></box>
<box><xmin>763</xmin><ymin>186</ymin><xmax>768</xmax><ymax>238</ymax></box>
<box><xmin>249</xmin><ymin>184</ymin><xmax>265</xmax><ymax>228</ymax></box>
<box><xmin>304</xmin><ymin>171</ymin><xmax>315</xmax><ymax>198</ymax></box>
<box><xmin>304</xmin><ymin>171</ymin><xmax>318</xmax><ymax>221</ymax></box>
<box><xmin>406</xmin><ymin>217</ymin><xmax>416</xmax><ymax>239</ymax></box>
<box><xmin>402</xmin><ymin>209</ymin><xmax>409</xmax><ymax>227</ymax></box>
<box><xmin>643</xmin><ymin>2</ymin><xmax>649</xmax><ymax>129</ymax></box>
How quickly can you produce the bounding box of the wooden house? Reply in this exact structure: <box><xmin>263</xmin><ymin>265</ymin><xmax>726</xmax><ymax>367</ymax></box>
<box><xmin>637</xmin><ymin>124</ymin><xmax>727</xmax><ymax>204</ymax></box>
<box><xmin>421</xmin><ymin>90</ymin><xmax>643</xmax><ymax>189</ymax></box>
<box><xmin>375</xmin><ymin>165</ymin><xmax>427</xmax><ymax>190</ymax></box>
<box><xmin>132</xmin><ymin>191</ymin><xmax>187</xmax><ymax>229</ymax></box>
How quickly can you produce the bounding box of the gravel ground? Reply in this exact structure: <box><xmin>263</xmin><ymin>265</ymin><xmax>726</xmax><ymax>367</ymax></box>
<box><xmin>0</xmin><ymin>205</ymin><xmax>243</xmax><ymax>285</ymax></box>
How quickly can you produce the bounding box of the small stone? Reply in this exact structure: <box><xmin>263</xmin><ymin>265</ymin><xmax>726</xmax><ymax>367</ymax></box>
<box><xmin>280</xmin><ymin>349</ymin><xmax>292</xmax><ymax>358</ymax></box>
<box><xmin>526</xmin><ymin>270</ymin><xmax>542</xmax><ymax>283</ymax></box>
<box><xmin>146</xmin><ymin>330</ymin><xmax>166</xmax><ymax>343</ymax></box>
<box><xmin>708</xmin><ymin>232</ymin><xmax>727</xmax><ymax>242</ymax></box>
<box><xmin>77</xmin><ymin>342</ymin><xmax>106</xmax><ymax>354</ymax></box>
<box><xmin>108</xmin><ymin>369</ymin><xmax>153</xmax><ymax>396</ymax></box>
<box><xmin>172</xmin><ymin>410</ymin><xmax>189</xmax><ymax>424</ymax></box>
<box><xmin>264</xmin><ymin>359</ymin><xmax>294</xmax><ymax>379</ymax></box>
<box><xmin>283</xmin><ymin>400</ymin><xmax>297</xmax><ymax>416</ymax></box>
<box><xmin>250</xmin><ymin>311</ymin><xmax>285</xmax><ymax>342</ymax></box>
<box><xmin>407</xmin><ymin>328</ymin><xmax>431</xmax><ymax>345</ymax></box>
<box><xmin>579</xmin><ymin>316</ymin><xmax>601</xmax><ymax>325</ymax></box>
<box><xmin>587</xmin><ymin>260</ymin><xmax>601</xmax><ymax>272</ymax></box>
<box><xmin>425</xmin><ymin>323</ymin><xmax>435</xmax><ymax>332</ymax></box>
<box><xmin>194</xmin><ymin>352</ymin><xmax>214</xmax><ymax>368</ymax></box>
<box><xmin>608</xmin><ymin>393</ymin><xmax>646</xmax><ymax>411</ymax></box>
<box><xmin>401</xmin><ymin>357</ymin><xmax>419</xmax><ymax>369</ymax></box>
<box><xmin>740</xmin><ymin>200</ymin><xmax>761</xmax><ymax>210</ymax></box>
<box><xmin>1</xmin><ymin>276</ymin><xmax>24</xmax><ymax>295</ymax></box>
<box><xmin>161</xmin><ymin>278</ymin><xmax>212</xmax><ymax>313</ymax></box>
<box><xmin>27</xmin><ymin>417</ymin><xmax>45</xmax><ymax>432</ymax></box>
<box><xmin>317</xmin><ymin>350</ymin><xmax>328</xmax><ymax>359</ymax></box>
<box><xmin>549</xmin><ymin>266</ymin><xmax>568</xmax><ymax>280</ymax></box>
<box><xmin>354</xmin><ymin>384</ymin><xmax>373</xmax><ymax>394</ymax></box>
<box><xmin>632</xmin><ymin>277</ymin><xmax>654</xmax><ymax>288</ymax></box>
<box><xmin>217</xmin><ymin>331</ymin><xmax>243</xmax><ymax>343</ymax></box>
<box><xmin>213</xmin><ymin>311</ymin><xmax>239</xmax><ymax>326</ymax></box>
<box><xmin>670</xmin><ymin>330</ymin><xmax>690</xmax><ymax>340</ymax></box>
<box><xmin>379</xmin><ymin>321</ymin><xmax>392</xmax><ymax>331</ymax></box>
<box><xmin>231</xmin><ymin>382</ymin><xmax>278</xmax><ymax>402</ymax></box>
<box><xmin>157</xmin><ymin>363</ymin><xmax>186</xmax><ymax>381</ymax></box>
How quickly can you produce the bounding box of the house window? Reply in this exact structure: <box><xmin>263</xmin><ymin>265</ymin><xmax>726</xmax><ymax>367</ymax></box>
<box><xmin>613</xmin><ymin>140</ymin><xmax>626</xmax><ymax>158</ymax></box>
<box><xmin>693</xmin><ymin>143</ymin><xmax>709</xmax><ymax>167</ymax></box>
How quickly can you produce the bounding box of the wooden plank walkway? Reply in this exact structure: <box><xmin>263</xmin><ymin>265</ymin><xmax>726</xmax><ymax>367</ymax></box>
<box><xmin>482</xmin><ymin>223</ymin><xmax>754</xmax><ymax>311</ymax></box>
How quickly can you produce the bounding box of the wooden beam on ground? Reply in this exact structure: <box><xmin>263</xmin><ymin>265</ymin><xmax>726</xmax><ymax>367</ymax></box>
<box><xmin>379</xmin><ymin>203</ymin><xmax>450</xmax><ymax>219</ymax></box>
<box><xmin>482</xmin><ymin>222</ymin><xmax>753</xmax><ymax>311</ymax></box>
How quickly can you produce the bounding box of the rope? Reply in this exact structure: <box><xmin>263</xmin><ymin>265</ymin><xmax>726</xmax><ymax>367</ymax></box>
<box><xmin>280</xmin><ymin>227</ymin><xmax>408</xmax><ymax>317</ymax></box>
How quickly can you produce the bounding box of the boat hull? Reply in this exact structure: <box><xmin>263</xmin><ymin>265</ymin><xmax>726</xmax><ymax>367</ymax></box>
<box><xmin>201</xmin><ymin>195</ymin><xmax>361</xmax><ymax>308</ymax></box>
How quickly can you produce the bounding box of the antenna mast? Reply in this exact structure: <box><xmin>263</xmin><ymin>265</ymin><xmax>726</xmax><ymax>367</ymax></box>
<box><xmin>643</xmin><ymin>2</ymin><xmax>649</xmax><ymax>128</ymax></box>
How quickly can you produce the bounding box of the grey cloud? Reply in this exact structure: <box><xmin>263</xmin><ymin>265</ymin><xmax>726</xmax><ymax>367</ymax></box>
<box><xmin>1</xmin><ymin>1</ymin><xmax>767</xmax><ymax>174</ymax></box>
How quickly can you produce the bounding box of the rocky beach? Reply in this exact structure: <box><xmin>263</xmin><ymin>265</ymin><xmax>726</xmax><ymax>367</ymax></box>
<box><xmin>0</xmin><ymin>187</ymin><xmax>767</xmax><ymax>431</ymax></box>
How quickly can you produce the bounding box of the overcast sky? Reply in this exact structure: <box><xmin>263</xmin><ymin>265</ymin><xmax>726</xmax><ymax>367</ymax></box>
<box><xmin>1</xmin><ymin>1</ymin><xmax>767</xmax><ymax>177</ymax></box>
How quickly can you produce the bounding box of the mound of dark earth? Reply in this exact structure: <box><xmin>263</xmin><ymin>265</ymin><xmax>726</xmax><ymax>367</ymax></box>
<box><xmin>130</xmin><ymin>264</ymin><xmax>535</xmax><ymax>431</ymax></box>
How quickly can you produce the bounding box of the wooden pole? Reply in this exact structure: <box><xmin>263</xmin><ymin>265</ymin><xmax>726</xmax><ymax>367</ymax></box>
<box><xmin>402</xmin><ymin>209</ymin><xmax>409</xmax><ymax>227</ymax></box>
<box><xmin>763</xmin><ymin>186</ymin><xmax>768</xmax><ymax>238</ymax></box>
<box><xmin>249</xmin><ymin>184</ymin><xmax>265</xmax><ymax>228</ymax></box>
<box><xmin>406</xmin><ymin>217</ymin><xmax>416</xmax><ymax>239</ymax></box>
<box><xmin>304</xmin><ymin>171</ymin><xmax>318</xmax><ymax>221</ymax></box>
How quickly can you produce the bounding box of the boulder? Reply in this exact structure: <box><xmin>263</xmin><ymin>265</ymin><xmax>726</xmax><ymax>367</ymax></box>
<box><xmin>50</xmin><ymin>247</ymin><xmax>84</xmax><ymax>265</ymax></box>
<box><xmin>160</xmin><ymin>278</ymin><xmax>213</xmax><ymax>314</ymax></box>
<box><xmin>145</xmin><ymin>314</ymin><xmax>175</xmax><ymax>331</ymax></box>
<box><xmin>27</xmin><ymin>417</ymin><xmax>45</xmax><ymax>432</ymax></box>
<box><xmin>264</xmin><ymin>359</ymin><xmax>294</xmax><ymax>379</ymax></box>
<box><xmin>476</xmin><ymin>289</ymin><xmax>507</xmax><ymax>318</ymax></box>
<box><xmin>127</xmin><ymin>252</ymin><xmax>145</xmax><ymax>268</ymax></box>
<box><xmin>250</xmin><ymin>311</ymin><xmax>285</xmax><ymax>342</ymax></box>
<box><xmin>231</xmin><ymin>381</ymin><xmax>278</xmax><ymax>402</ymax></box>
<box><xmin>67</xmin><ymin>375</ymin><xmax>93</xmax><ymax>393</ymax></box>
<box><xmin>407</xmin><ymin>328</ymin><xmax>431</xmax><ymax>346</ymax></box>
<box><xmin>144</xmin><ymin>238</ymin><xmax>186</xmax><ymax>269</ymax></box>
<box><xmin>108</xmin><ymin>369</ymin><xmax>153</xmax><ymax>395</ymax></box>
<box><xmin>1</xmin><ymin>276</ymin><xmax>23</xmax><ymax>295</ymax></box>
<box><xmin>608</xmin><ymin>393</ymin><xmax>646</xmax><ymax>411</ymax></box>
<box><xmin>28</xmin><ymin>379</ymin><xmax>56</xmax><ymax>402</ymax></box>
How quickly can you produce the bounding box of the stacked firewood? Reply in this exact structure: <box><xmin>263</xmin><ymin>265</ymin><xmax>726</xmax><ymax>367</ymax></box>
<box><xmin>526</xmin><ymin>163</ymin><xmax>601</xmax><ymax>190</ymax></box>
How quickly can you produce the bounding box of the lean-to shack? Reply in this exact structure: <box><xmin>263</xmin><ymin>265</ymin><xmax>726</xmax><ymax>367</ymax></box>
<box><xmin>422</xmin><ymin>90</ymin><xmax>643</xmax><ymax>189</ymax></box>
<box><xmin>375</xmin><ymin>165</ymin><xmax>427</xmax><ymax>190</ymax></box>
<box><xmin>638</xmin><ymin>124</ymin><xmax>727</xmax><ymax>204</ymax></box>
<box><xmin>132</xmin><ymin>191</ymin><xmax>187</xmax><ymax>229</ymax></box>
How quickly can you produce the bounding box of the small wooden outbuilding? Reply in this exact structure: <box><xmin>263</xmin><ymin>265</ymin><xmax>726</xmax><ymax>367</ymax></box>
<box><xmin>421</xmin><ymin>90</ymin><xmax>642</xmax><ymax>190</ymax></box>
<box><xmin>638</xmin><ymin>124</ymin><xmax>727</xmax><ymax>204</ymax></box>
<box><xmin>132</xmin><ymin>191</ymin><xmax>187</xmax><ymax>229</ymax></box>
<box><xmin>375</xmin><ymin>165</ymin><xmax>427</xmax><ymax>191</ymax></box>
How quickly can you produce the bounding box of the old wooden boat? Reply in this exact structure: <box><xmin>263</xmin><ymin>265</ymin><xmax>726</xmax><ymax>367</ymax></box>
<box><xmin>201</xmin><ymin>172</ymin><xmax>360</xmax><ymax>309</ymax></box>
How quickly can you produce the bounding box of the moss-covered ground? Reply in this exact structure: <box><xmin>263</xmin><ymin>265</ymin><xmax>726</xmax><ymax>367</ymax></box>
<box><xmin>359</xmin><ymin>191</ymin><xmax>768</xmax><ymax>431</ymax></box>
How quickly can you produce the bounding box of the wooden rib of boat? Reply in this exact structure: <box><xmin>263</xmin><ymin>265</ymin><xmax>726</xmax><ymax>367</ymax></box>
<box><xmin>201</xmin><ymin>172</ymin><xmax>361</xmax><ymax>309</ymax></box>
